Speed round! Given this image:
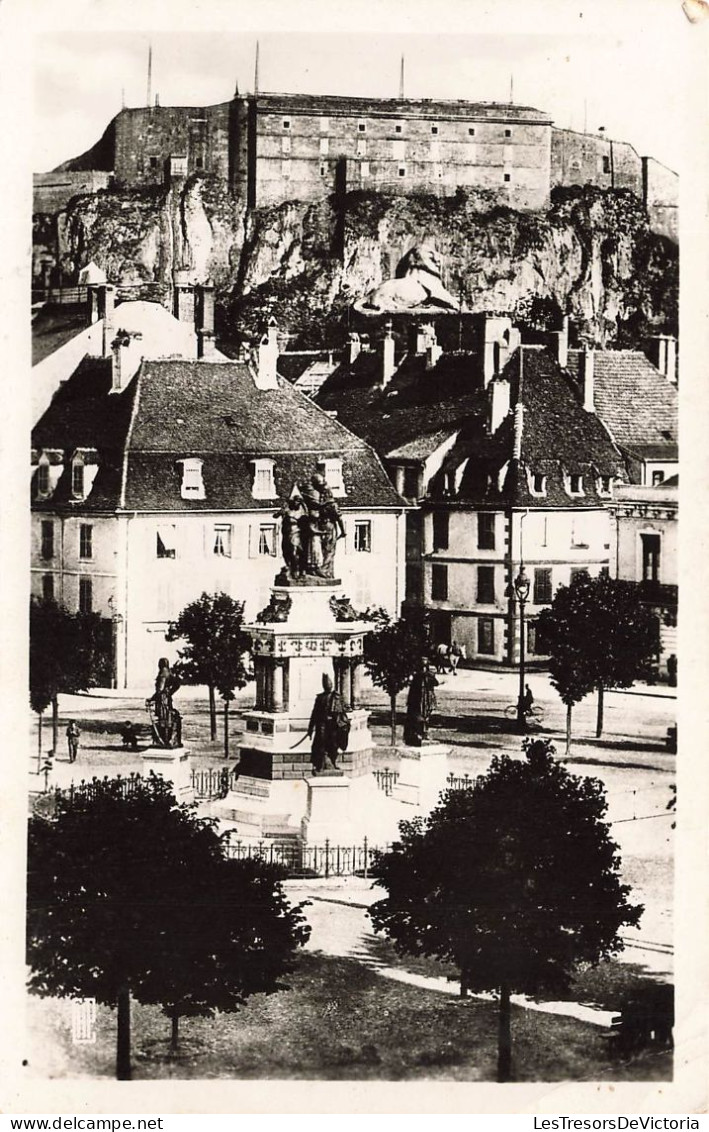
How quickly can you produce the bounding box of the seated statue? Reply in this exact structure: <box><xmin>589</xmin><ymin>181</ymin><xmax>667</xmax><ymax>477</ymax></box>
<box><xmin>360</xmin><ymin>242</ymin><xmax>460</xmax><ymax>313</ymax></box>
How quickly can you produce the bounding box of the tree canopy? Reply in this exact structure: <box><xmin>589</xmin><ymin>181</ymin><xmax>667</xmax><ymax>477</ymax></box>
<box><xmin>369</xmin><ymin>738</ymin><xmax>642</xmax><ymax>1081</ymax></box>
<box><xmin>27</xmin><ymin>775</ymin><xmax>310</xmax><ymax>1078</ymax></box>
<box><xmin>363</xmin><ymin>609</ymin><xmax>433</xmax><ymax>744</ymax></box>
<box><xmin>29</xmin><ymin>597</ymin><xmax>108</xmax><ymax>749</ymax></box>
<box><xmin>536</xmin><ymin>571</ymin><xmax>658</xmax><ymax>742</ymax></box>
<box><xmin>167</xmin><ymin>591</ymin><xmax>253</xmax><ymax>747</ymax></box>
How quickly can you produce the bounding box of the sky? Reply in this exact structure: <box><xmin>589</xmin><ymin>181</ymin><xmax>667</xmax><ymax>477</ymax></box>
<box><xmin>30</xmin><ymin>10</ymin><xmax>692</xmax><ymax>175</ymax></box>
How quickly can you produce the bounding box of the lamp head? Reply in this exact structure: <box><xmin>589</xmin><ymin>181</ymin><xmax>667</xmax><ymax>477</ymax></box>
<box><xmin>514</xmin><ymin>565</ymin><xmax>530</xmax><ymax>602</ymax></box>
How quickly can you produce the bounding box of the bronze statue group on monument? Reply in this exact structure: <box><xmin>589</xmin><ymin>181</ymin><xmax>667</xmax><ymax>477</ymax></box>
<box><xmin>276</xmin><ymin>473</ymin><xmax>346</xmax><ymax>583</ymax></box>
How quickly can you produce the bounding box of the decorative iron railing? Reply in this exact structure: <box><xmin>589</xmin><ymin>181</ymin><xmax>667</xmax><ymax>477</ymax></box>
<box><xmin>372</xmin><ymin>767</ymin><xmax>399</xmax><ymax>796</ymax></box>
<box><xmin>222</xmin><ymin>834</ymin><xmax>389</xmax><ymax>878</ymax></box>
<box><xmin>191</xmin><ymin>767</ymin><xmax>232</xmax><ymax>800</ymax></box>
<box><xmin>445</xmin><ymin>772</ymin><xmax>485</xmax><ymax>792</ymax></box>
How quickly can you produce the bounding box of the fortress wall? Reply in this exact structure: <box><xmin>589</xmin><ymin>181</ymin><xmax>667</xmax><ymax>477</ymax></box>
<box><xmin>113</xmin><ymin>103</ymin><xmax>233</xmax><ymax>185</ymax></box>
<box><xmin>33</xmin><ymin>171</ymin><xmax>113</xmax><ymax>214</ymax></box>
<box><xmin>254</xmin><ymin>105</ymin><xmax>551</xmax><ymax>210</ymax></box>
<box><xmin>551</xmin><ymin>128</ymin><xmax>643</xmax><ymax>195</ymax></box>
<box><xmin>643</xmin><ymin>157</ymin><xmax>678</xmax><ymax>243</ymax></box>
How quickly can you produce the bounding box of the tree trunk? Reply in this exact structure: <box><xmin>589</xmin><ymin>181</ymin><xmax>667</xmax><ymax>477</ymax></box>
<box><xmin>565</xmin><ymin>703</ymin><xmax>572</xmax><ymax>758</ymax></box>
<box><xmin>596</xmin><ymin>681</ymin><xmax>605</xmax><ymax>738</ymax></box>
<box><xmin>390</xmin><ymin>693</ymin><xmax>397</xmax><ymax>746</ymax></box>
<box><xmin>223</xmin><ymin>699</ymin><xmax>230</xmax><ymax>759</ymax></box>
<box><xmin>116</xmin><ymin>983</ymin><xmax>131</xmax><ymax>1081</ymax></box>
<box><xmin>51</xmin><ymin>694</ymin><xmax>59</xmax><ymax>754</ymax></box>
<box><xmin>170</xmin><ymin>1013</ymin><xmax>179</xmax><ymax>1052</ymax></box>
<box><xmin>208</xmin><ymin>684</ymin><xmax>217</xmax><ymax>742</ymax></box>
<box><xmin>37</xmin><ymin>711</ymin><xmax>43</xmax><ymax>773</ymax></box>
<box><xmin>497</xmin><ymin>981</ymin><xmax>512</xmax><ymax>1083</ymax></box>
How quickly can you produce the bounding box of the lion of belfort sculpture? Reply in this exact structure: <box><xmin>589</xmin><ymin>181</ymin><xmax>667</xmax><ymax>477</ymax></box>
<box><xmin>356</xmin><ymin>243</ymin><xmax>460</xmax><ymax>313</ymax></box>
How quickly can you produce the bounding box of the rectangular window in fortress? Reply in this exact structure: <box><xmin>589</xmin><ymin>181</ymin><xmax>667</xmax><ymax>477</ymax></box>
<box><xmin>282</xmin><ymin>119</ymin><xmax>290</xmax><ymax>130</ymax></box>
<box><xmin>505</xmin><ymin>128</ymin><xmax>512</xmax><ymax>137</ymax></box>
<box><xmin>431</xmin><ymin>125</ymin><xmax>439</xmax><ymax>135</ymax></box>
<box><xmin>358</xmin><ymin>121</ymin><xmax>366</xmax><ymax>133</ymax></box>
<box><xmin>504</xmin><ymin>173</ymin><xmax>511</xmax><ymax>182</ymax></box>
<box><xmin>398</xmin><ymin>165</ymin><xmax>406</xmax><ymax>178</ymax></box>
<box><xmin>603</xmin><ymin>156</ymin><xmax>611</xmax><ymax>174</ymax></box>
<box><xmin>395</xmin><ymin>124</ymin><xmax>403</xmax><ymax>133</ymax></box>
<box><xmin>319</xmin><ymin>164</ymin><xmax>327</xmax><ymax>177</ymax></box>
<box><xmin>360</xmin><ymin>161</ymin><xmax>370</xmax><ymax>178</ymax></box>
<box><xmin>357</xmin><ymin>139</ymin><xmax>367</xmax><ymax>157</ymax></box>
<box><xmin>320</xmin><ymin>137</ymin><xmax>329</xmax><ymax>156</ymax></box>
<box><xmin>469</xmin><ymin>127</ymin><xmax>475</xmax><ymax>136</ymax></box>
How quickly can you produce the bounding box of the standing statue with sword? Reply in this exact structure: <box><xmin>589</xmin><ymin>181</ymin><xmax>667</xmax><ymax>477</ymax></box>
<box><xmin>299</xmin><ymin>673</ymin><xmax>351</xmax><ymax>774</ymax></box>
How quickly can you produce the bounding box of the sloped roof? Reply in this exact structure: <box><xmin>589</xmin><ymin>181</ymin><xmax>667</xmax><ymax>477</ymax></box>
<box><xmin>32</xmin><ymin>358</ymin><xmax>403</xmax><ymax>513</ymax></box>
<box><xmin>317</xmin><ymin>350</ymin><xmax>485</xmax><ymax>459</ymax></box>
<box><xmin>566</xmin><ymin>349</ymin><xmax>678</xmax><ymax>451</ymax></box>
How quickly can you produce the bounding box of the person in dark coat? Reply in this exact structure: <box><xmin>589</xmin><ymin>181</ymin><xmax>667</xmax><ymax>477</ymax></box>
<box><xmin>66</xmin><ymin>720</ymin><xmax>80</xmax><ymax>763</ymax></box>
<box><xmin>307</xmin><ymin>673</ymin><xmax>349</xmax><ymax>773</ymax></box>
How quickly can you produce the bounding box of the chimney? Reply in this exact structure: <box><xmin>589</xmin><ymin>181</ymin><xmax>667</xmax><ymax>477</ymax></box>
<box><xmin>110</xmin><ymin>329</ymin><xmax>143</xmax><ymax>393</ymax></box>
<box><xmin>581</xmin><ymin>348</ymin><xmax>595</xmax><ymax>412</ymax></box>
<box><xmin>478</xmin><ymin>314</ymin><xmax>518</xmax><ymax>387</ymax></box>
<box><xmin>99</xmin><ymin>284</ymin><xmax>116</xmax><ymax>359</ymax></box>
<box><xmin>253</xmin><ymin>317</ymin><xmax>279</xmax><ymax>390</ymax></box>
<box><xmin>512</xmin><ymin>401</ymin><xmax>524</xmax><ymax>459</ymax></box>
<box><xmin>195</xmin><ymin>281</ymin><xmax>216</xmax><ymax>359</ymax></box>
<box><xmin>489</xmin><ymin>379</ymin><xmax>511</xmax><ymax>433</ymax></box>
<box><xmin>552</xmin><ymin>316</ymin><xmax>569</xmax><ymax>368</ymax></box>
<box><xmin>650</xmin><ymin>335</ymin><xmax>677</xmax><ymax>383</ymax></box>
<box><xmin>380</xmin><ymin>321</ymin><xmax>396</xmax><ymax>387</ymax></box>
<box><xmin>347</xmin><ymin>332</ymin><xmax>361</xmax><ymax>365</ymax></box>
<box><xmin>172</xmin><ymin>269</ymin><xmax>195</xmax><ymax>324</ymax></box>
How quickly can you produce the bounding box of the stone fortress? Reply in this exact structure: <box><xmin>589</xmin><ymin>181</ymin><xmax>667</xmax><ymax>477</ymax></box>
<box><xmin>34</xmin><ymin>87</ymin><xmax>678</xmax><ymax>242</ymax></box>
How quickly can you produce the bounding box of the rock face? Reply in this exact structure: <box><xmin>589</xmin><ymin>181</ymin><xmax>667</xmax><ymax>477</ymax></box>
<box><xmin>39</xmin><ymin>177</ymin><xmax>677</xmax><ymax>349</ymax></box>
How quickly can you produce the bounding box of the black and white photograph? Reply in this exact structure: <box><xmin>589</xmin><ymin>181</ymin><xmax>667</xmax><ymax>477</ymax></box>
<box><xmin>1</xmin><ymin>0</ymin><xmax>707</xmax><ymax>1116</ymax></box>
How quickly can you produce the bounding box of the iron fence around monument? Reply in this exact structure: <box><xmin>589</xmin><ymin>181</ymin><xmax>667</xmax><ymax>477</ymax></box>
<box><xmin>221</xmin><ymin>833</ymin><xmax>390</xmax><ymax>879</ymax></box>
<box><xmin>372</xmin><ymin>767</ymin><xmax>399</xmax><ymax>796</ymax></box>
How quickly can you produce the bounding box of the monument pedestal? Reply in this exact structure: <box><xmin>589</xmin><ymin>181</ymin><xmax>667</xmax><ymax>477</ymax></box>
<box><xmin>300</xmin><ymin>774</ymin><xmax>353</xmax><ymax>845</ymax></box>
<box><xmin>392</xmin><ymin>743</ymin><xmax>450</xmax><ymax>810</ymax></box>
<box><xmin>142</xmin><ymin>746</ymin><xmax>192</xmax><ymax>800</ymax></box>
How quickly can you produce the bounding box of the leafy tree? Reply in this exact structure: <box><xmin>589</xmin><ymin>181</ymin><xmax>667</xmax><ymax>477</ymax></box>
<box><xmin>363</xmin><ymin>610</ymin><xmax>432</xmax><ymax>744</ymax></box>
<box><xmin>370</xmin><ymin>738</ymin><xmax>642</xmax><ymax>1082</ymax></box>
<box><xmin>536</xmin><ymin>572</ymin><xmax>658</xmax><ymax>743</ymax></box>
<box><xmin>27</xmin><ymin>775</ymin><xmax>310</xmax><ymax>1078</ymax></box>
<box><xmin>167</xmin><ymin>592</ymin><xmax>253</xmax><ymax>747</ymax></box>
<box><xmin>29</xmin><ymin>597</ymin><xmax>107</xmax><ymax>754</ymax></box>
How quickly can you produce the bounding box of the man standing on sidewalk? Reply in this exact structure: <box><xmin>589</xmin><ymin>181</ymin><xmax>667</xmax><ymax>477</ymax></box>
<box><xmin>66</xmin><ymin>720</ymin><xmax>80</xmax><ymax>763</ymax></box>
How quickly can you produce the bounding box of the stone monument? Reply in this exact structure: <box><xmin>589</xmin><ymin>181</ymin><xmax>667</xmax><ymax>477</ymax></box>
<box><xmin>222</xmin><ymin>468</ymin><xmax>375</xmax><ymax>842</ymax></box>
<box><xmin>141</xmin><ymin>657</ymin><xmax>192</xmax><ymax>799</ymax></box>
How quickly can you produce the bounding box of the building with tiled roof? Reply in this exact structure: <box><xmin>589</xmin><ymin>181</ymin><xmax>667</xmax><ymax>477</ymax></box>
<box><xmin>31</xmin><ymin>314</ymin><xmax>406</xmax><ymax>687</ymax></box>
<box><xmin>317</xmin><ymin>315</ymin><xmax>676</xmax><ymax>664</ymax></box>
<box><xmin>566</xmin><ymin>343</ymin><xmax>678</xmax><ymax>485</ymax></box>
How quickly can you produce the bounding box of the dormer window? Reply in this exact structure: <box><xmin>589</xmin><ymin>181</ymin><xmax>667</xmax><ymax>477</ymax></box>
<box><xmin>530</xmin><ymin>472</ymin><xmax>547</xmax><ymax>497</ymax></box>
<box><xmin>567</xmin><ymin>473</ymin><xmax>584</xmax><ymax>496</ymax></box>
<box><xmin>72</xmin><ymin>457</ymin><xmax>85</xmax><ymax>499</ymax></box>
<box><xmin>178</xmin><ymin>458</ymin><xmax>205</xmax><ymax>500</ymax></box>
<box><xmin>36</xmin><ymin>460</ymin><xmax>50</xmax><ymax>497</ymax></box>
<box><xmin>251</xmin><ymin>458</ymin><xmax>276</xmax><ymax>499</ymax></box>
<box><xmin>597</xmin><ymin>474</ymin><xmax>613</xmax><ymax>497</ymax></box>
<box><xmin>318</xmin><ymin>457</ymin><xmax>345</xmax><ymax>497</ymax></box>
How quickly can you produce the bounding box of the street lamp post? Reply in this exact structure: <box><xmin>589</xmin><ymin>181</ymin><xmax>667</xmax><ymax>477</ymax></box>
<box><xmin>514</xmin><ymin>565</ymin><xmax>531</xmax><ymax>732</ymax></box>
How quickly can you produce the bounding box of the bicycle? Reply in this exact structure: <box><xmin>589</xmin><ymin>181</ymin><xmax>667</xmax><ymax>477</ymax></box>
<box><xmin>504</xmin><ymin>702</ymin><xmax>545</xmax><ymax>724</ymax></box>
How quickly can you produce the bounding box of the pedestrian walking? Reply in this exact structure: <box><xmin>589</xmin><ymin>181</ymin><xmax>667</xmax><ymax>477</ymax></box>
<box><xmin>66</xmin><ymin>720</ymin><xmax>80</xmax><ymax>763</ymax></box>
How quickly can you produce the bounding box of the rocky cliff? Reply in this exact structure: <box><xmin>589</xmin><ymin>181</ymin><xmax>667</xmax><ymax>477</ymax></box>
<box><xmin>41</xmin><ymin>177</ymin><xmax>678</xmax><ymax>350</ymax></box>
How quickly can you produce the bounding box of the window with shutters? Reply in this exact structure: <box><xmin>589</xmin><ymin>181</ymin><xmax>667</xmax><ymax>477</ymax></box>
<box><xmin>156</xmin><ymin>525</ymin><xmax>176</xmax><ymax>559</ymax></box>
<box><xmin>641</xmin><ymin>533</ymin><xmax>661</xmax><ymax>583</ymax></box>
<box><xmin>259</xmin><ymin>525</ymin><xmax>277</xmax><ymax>556</ymax></box>
<box><xmin>213</xmin><ymin>524</ymin><xmax>232</xmax><ymax>557</ymax></box>
<box><xmin>477</xmin><ymin>565</ymin><xmax>495</xmax><ymax>604</ymax></box>
<box><xmin>478</xmin><ymin>617</ymin><xmax>495</xmax><ymax>655</ymax></box>
<box><xmin>432</xmin><ymin>511</ymin><xmax>449</xmax><ymax>551</ymax></box>
<box><xmin>533</xmin><ymin>567</ymin><xmax>553</xmax><ymax>605</ymax></box>
<box><xmin>477</xmin><ymin>512</ymin><xmax>495</xmax><ymax>550</ymax></box>
<box><xmin>41</xmin><ymin>520</ymin><xmax>54</xmax><ymax>560</ymax></box>
<box><xmin>79</xmin><ymin>524</ymin><xmax>93</xmax><ymax>560</ymax></box>
<box><xmin>431</xmin><ymin>564</ymin><xmax>448</xmax><ymax>601</ymax></box>
<box><xmin>79</xmin><ymin>577</ymin><xmax>93</xmax><ymax>614</ymax></box>
<box><xmin>570</xmin><ymin>567</ymin><xmax>589</xmax><ymax>585</ymax></box>
<box><xmin>598</xmin><ymin>474</ymin><xmax>613</xmax><ymax>496</ymax></box>
<box><xmin>354</xmin><ymin>520</ymin><xmax>371</xmax><ymax>553</ymax></box>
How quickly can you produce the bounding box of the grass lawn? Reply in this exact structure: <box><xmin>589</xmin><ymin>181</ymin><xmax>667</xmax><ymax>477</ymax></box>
<box><xmin>25</xmin><ymin>952</ymin><xmax>671</xmax><ymax>1082</ymax></box>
